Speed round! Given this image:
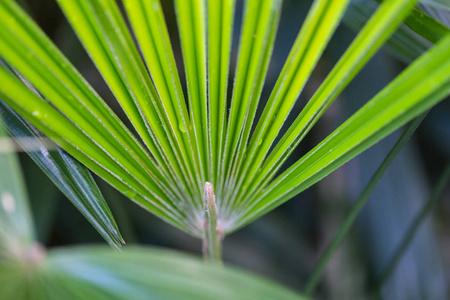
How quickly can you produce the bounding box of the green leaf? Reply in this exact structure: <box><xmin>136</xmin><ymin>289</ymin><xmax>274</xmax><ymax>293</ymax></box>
<box><xmin>218</xmin><ymin>0</ymin><xmax>282</xmax><ymax>214</ymax></box>
<box><xmin>0</xmin><ymin>64</ymin><xmax>193</xmax><ymax>235</ymax></box>
<box><xmin>240</xmin><ymin>0</ymin><xmax>419</xmax><ymax>209</ymax></box>
<box><xmin>0</xmin><ymin>1</ymin><xmax>161</xmax><ymax>188</ymax></box>
<box><xmin>404</xmin><ymin>3</ymin><xmax>450</xmax><ymax>43</ymax></box>
<box><xmin>123</xmin><ymin>0</ymin><xmax>202</xmax><ymax>202</ymax></box>
<box><xmin>55</xmin><ymin>0</ymin><xmax>193</xmax><ymax>190</ymax></box>
<box><xmin>237</xmin><ymin>32</ymin><xmax>450</xmax><ymax>229</ymax></box>
<box><xmin>54</xmin><ymin>0</ymin><xmax>198</xmax><ymax>200</ymax></box>
<box><xmin>207</xmin><ymin>0</ymin><xmax>236</xmax><ymax>186</ymax></box>
<box><xmin>173</xmin><ymin>0</ymin><xmax>209</xmax><ymax>185</ymax></box>
<box><xmin>1</xmin><ymin>0</ymin><xmax>450</xmax><ymax>244</ymax></box>
<box><xmin>344</xmin><ymin>0</ymin><xmax>430</xmax><ymax>63</ymax></box>
<box><xmin>376</xmin><ymin>0</ymin><xmax>450</xmax><ymax>43</ymax></box>
<box><xmin>0</xmin><ymin>115</ymin><xmax>306</xmax><ymax>300</ymax></box>
<box><xmin>346</xmin><ymin>0</ymin><xmax>449</xmax><ymax>63</ymax></box>
<box><xmin>0</xmin><ymin>0</ymin><xmax>200</xmax><ymax>236</ymax></box>
<box><xmin>0</xmin><ymin>100</ymin><xmax>123</xmax><ymax>249</ymax></box>
<box><xmin>35</xmin><ymin>246</ymin><xmax>306</xmax><ymax>300</ymax></box>
<box><xmin>227</xmin><ymin>0</ymin><xmax>351</xmax><ymax>219</ymax></box>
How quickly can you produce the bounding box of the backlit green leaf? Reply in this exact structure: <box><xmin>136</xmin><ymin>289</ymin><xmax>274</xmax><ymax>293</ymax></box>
<box><xmin>0</xmin><ymin>101</ymin><xmax>123</xmax><ymax>249</ymax></box>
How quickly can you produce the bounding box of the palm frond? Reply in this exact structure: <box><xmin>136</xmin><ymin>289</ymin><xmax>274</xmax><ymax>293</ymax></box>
<box><xmin>0</xmin><ymin>0</ymin><xmax>449</xmax><ymax>246</ymax></box>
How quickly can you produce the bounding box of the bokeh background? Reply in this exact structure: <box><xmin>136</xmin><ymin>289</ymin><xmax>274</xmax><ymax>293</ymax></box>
<box><xmin>14</xmin><ymin>0</ymin><xmax>450</xmax><ymax>299</ymax></box>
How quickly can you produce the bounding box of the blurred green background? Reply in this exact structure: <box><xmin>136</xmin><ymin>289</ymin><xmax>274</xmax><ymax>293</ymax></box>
<box><xmin>14</xmin><ymin>0</ymin><xmax>450</xmax><ymax>299</ymax></box>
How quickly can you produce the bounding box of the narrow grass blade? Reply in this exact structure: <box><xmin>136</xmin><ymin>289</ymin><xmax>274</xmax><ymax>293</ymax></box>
<box><xmin>344</xmin><ymin>1</ymin><xmax>429</xmax><ymax>63</ymax></box>
<box><xmin>0</xmin><ymin>101</ymin><xmax>123</xmax><ymax>249</ymax></box>
<box><xmin>376</xmin><ymin>0</ymin><xmax>450</xmax><ymax>42</ymax></box>
<box><xmin>242</xmin><ymin>0</ymin><xmax>418</xmax><ymax>209</ymax></box>
<box><xmin>303</xmin><ymin>113</ymin><xmax>426</xmax><ymax>296</ymax></box>
<box><xmin>373</xmin><ymin>159</ymin><xmax>450</xmax><ymax>294</ymax></box>
<box><xmin>236</xmin><ymin>32</ymin><xmax>450</xmax><ymax>230</ymax></box>
<box><xmin>403</xmin><ymin>3</ymin><xmax>449</xmax><ymax>43</ymax></box>
<box><xmin>377</xmin><ymin>0</ymin><xmax>450</xmax><ymax>42</ymax></box>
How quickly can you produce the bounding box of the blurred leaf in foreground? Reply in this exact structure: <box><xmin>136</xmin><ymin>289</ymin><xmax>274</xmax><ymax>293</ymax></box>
<box><xmin>36</xmin><ymin>246</ymin><xmax>305</xmax><ymax>300</ymax></box>
<box><xmin>0</xmin><ymin>120</ymin><xmax>43</xmax><ymax>300</ymax></box>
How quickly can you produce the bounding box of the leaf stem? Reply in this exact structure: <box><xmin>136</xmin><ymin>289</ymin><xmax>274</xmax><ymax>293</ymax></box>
<box><xmin>303</xmin><ymin>113</ymin><xmax>427</xmax><ymax>296</ymax></box>
<box><xmin>203</xmin><ymin>182</ymin><xmax>223</xmax><ymax>264</ymax></box>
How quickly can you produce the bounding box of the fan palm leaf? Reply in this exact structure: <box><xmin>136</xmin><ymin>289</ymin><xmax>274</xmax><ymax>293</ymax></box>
<box><xmin>0</xmin><ymin>0</ymin><xmax>449</xmax><ymax>251</ymax></box>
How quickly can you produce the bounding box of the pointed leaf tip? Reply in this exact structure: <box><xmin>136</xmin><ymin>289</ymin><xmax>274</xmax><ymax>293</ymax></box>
<box><xmin>0</xmin><ymin>100</ymin><xmax>123</xmax><ymax>249</ymax></box>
